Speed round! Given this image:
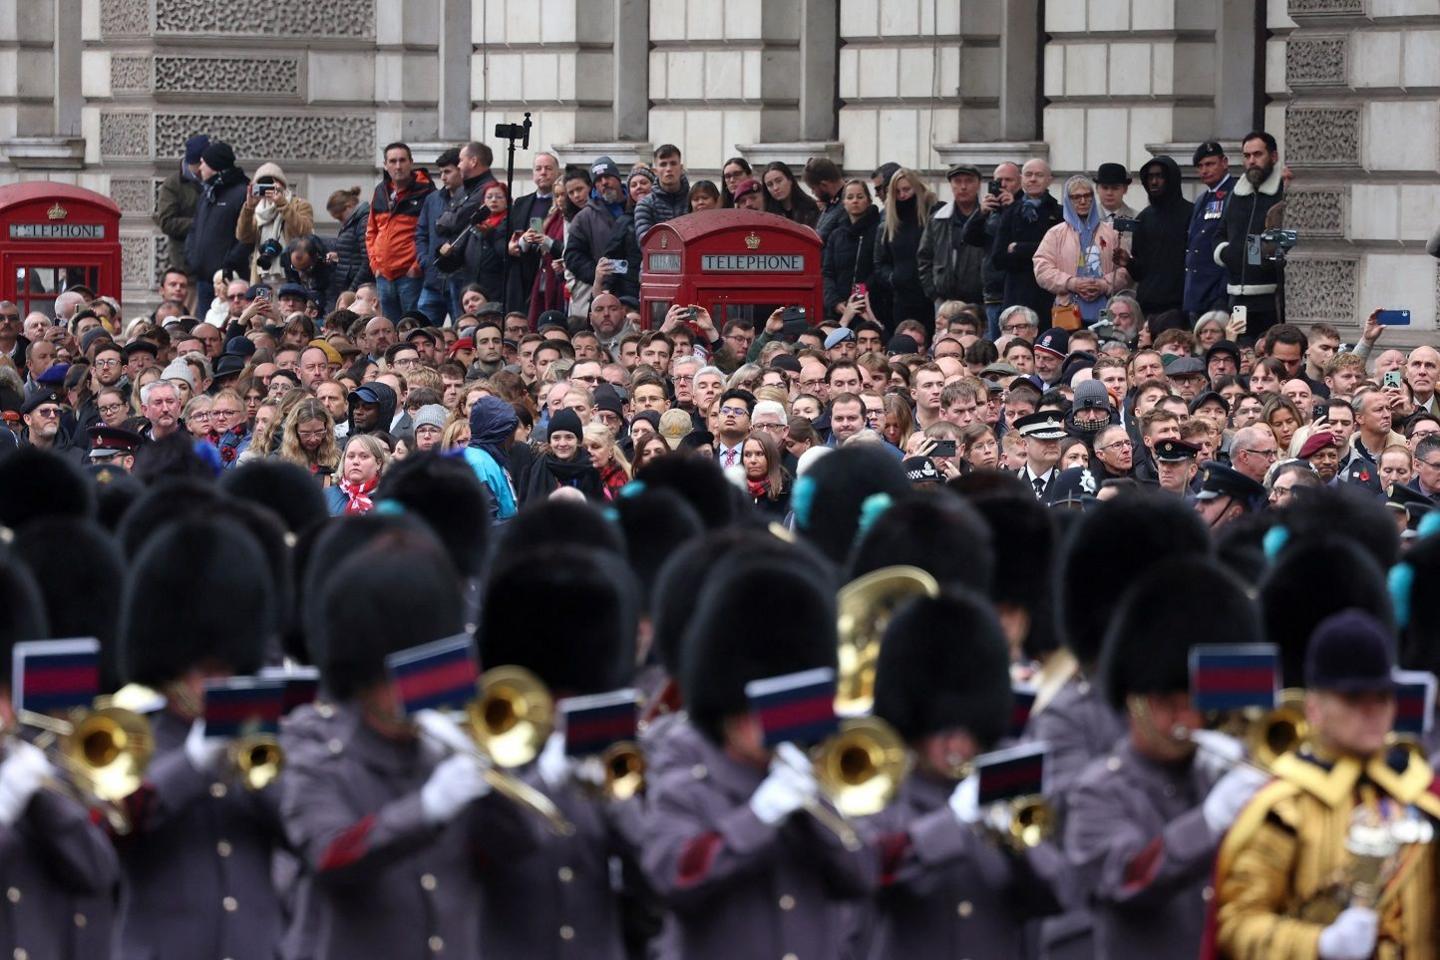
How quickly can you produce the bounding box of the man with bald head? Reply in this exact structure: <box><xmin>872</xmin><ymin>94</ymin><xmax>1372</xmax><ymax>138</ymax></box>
<box><xmin>1407</xmin><ymin>345</ymin><xmax>1440</xmax><ymax>415</ymax></box>
<box><xmin>364</xmin><ymin>316</ymin><xmax>397</xmax><ymax>362</ymax></box>
<box><xmin>961</xmin><ymin>161</ymin><xmax>1021</xmax><ymax>335</ymax></box>
<box><xmin>991</xmin><ymin>158</ymin><xmax>1063</xmax><ymax>319</ymax></box>
<box><xmin>588</xmin><ymin>292</ymin><xmax>631</xmax><ymax>351</ymax></box>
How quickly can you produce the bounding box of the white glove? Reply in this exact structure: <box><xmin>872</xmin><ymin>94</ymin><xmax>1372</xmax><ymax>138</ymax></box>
<box><xmin>1201</xmin><ymin>764</ymin><xmax>1270</xmax><ymax>835</ymax></box>
<box><xmin>1190</xmin><ymin>728</ymin><xmax>1245</xmax><ymax>782</ymax></box>
<box><xmin>414</xmin><ymin>709</ymin><xmax>471</xmax><ymax>760</ymax></box>
<box><xmin>0</xmin><ymin>741</ymin><xmax>52</xmax><ymax>827</ymax></box>
<box><xmin>419</xmin><ymin>752</ymin><xmax>492</xmax><ymax>825</ymax></box>
<box><xmin>538</xmin><ymin>730</ymin><xmax>575</xmax><ymax>790</ymax></box>
<box><xmin>749</xmin><ymin>743</ymin><xmax>819</xmax><ymax>826</ymax></box>
<box><xmin>184</xmin><ymin>719</ymin><xmax>229</xmax><ymax>775</ymax></box>
<box><xmin>1317</xmin><ymin>906</ymin><xmax>1379</xmax><ymax>960</ymax></box>
<box><xmin>948</xmin><ymin>773</ymin><xmax>983</xmax><ymax>825</ymax></box>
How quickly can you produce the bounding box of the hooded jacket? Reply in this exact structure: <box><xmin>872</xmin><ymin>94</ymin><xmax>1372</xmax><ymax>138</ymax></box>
<box><xmin>634</xmin><ymin>175</ymin><xmax>691</xmax><ymax>244</ymax></box>
<box><xmin>346</xmin><ymin>382</ymin><xmax>396</xmax><ymax>436</ymax></box>
<box><xmin>185</xmin><ymin>165</ymin><xmax>251</xmax><ymax>280</ymax></box>
<box><xmin>1125</xmin><ymin>157</ymin><xmax>1192</xmax><ymax>315</ymax></box>
<box><xmin>463</xmin><ymin>396</ymin><xmax>520</xmax><ymax>522</ymax></box>
<box><xmin>365</xmin><ymin>168</ymin><xmax>436</xmax><ymax>280</ymax></box>
<box><xmin>157</xmin><ymin>159</ymin><xmax>202</xmax><ymax>271</ymax></box>
<box><xmin>1214</xmin><ymin>163</ymin><xmax>1286</xmax><ymax>305</ymax></box>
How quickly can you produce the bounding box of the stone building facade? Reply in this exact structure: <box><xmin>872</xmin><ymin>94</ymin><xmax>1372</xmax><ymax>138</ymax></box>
<box><xmin>0</xmin><ymin>0</ymin><xmax>1433</xmax><ymax>337</ymax></box>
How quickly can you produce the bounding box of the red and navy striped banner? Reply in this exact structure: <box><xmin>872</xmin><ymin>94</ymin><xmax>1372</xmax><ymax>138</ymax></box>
<box><xmin>260</xmin><ymin>665</ymin><xmax>321</xmax><ymax>714</ymax></box>
<box><xmin>1393</xmin><ymin>669</ymin><xmax>1436</xmax><ymax>738</ymax></box>
<box><xmin>384</xmin><ymin>634</ymin><xmax>479</xmax><ymax>716</ymax></box>
<box><xmin>559</xmin><ymin>688</ymin><xmax>639</xmax><ymax>757</ymax></box>
<box><xmin>202</xmin><ymin>677</ymin><xmax>287</xmax><ymax>739</ymax></box>
<box><xmin>744</xmin><ymin>667</ymin><xmax>839</xmax><ymax>749</ymax></box>
<box><xmin>975</xmin><ymin>741</ymin><xmax>1047</xmax><ymax>805</ymax></box>
<box><xmin>13</xmin><ymin>638</ymin><xmax>100</xmax><ymax>716</ymax></box>
<box><xmin>1189</xmin><ymin>644</ymin><xmax>1279</xmax><ymax>714</ymax></box>
<box><xmin>1009</xmin><ymin>683</ymin><xmax>1038</xmax><ymax>740</ymax></box>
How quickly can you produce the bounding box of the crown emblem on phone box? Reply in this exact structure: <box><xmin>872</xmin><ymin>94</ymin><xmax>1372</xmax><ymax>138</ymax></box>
<box><xmin>744</xmin><ymin>232</ymin><xmax>762</xmax><ymax>250</ymax></box>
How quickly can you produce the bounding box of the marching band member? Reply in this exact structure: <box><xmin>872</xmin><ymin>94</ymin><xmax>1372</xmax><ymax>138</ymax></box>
<box><xmin>281</xmin><ymin>523</ymin><xmax>535</xmax><ymax>960</ymax></box>
<box><xmin>865</xmin><ymin>588</ymin><xmax>1068</xmax><ymax>959</ymax></box>
<box><xmin>113</xmin><ymin>516</ymin><xmax>289</xmax><ymax>960</ymax></box>
<box><xmin>1213</xmin><ymin>609</ymin><xmax>1440</xmax><ymax>959</ymax></box>
<box><xmin>640</xmin><ymin>551</ymin><xmax>875</xmax><ymax>959</ymax></box>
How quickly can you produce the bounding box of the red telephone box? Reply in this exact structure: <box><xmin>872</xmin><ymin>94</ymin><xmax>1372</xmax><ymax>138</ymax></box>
<box><xmin>639</xmin><ymin>210</ymin><xmax>822</xmax><ymax>330</ymax></box>
<box><xmin>0</xmin><ymin>182</ymin><xmax>121</xmax><ymax>317</ymax></box>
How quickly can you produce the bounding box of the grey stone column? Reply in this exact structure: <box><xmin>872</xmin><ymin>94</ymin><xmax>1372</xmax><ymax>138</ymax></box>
<box><xmin>999</xmin><ymin>0</ymin><xmax>1038</xmax><ymax>141</ymax></box>
<box><xmin>54</xmin><ymin>0</ymin><xmax>83</xmax><ymax>137</ymax></box>
<box><xmin>613</xmin><ymin>0</ymin><xmax>648</xmax><ymax>141</ymax></box>
<box><xmin>1215</xmin><ymin>0</ymin><xmax>1258</xmax><ymax>139</ymax></box>
<box><xmin>798</xmin><ymin>0</ymin><xmax>838</xmax><ymax>142</ymax></box>
<box><xmin>438</xmin><ymin>0</ymin><xmax>471</xmax><ymax>140</ymax></box>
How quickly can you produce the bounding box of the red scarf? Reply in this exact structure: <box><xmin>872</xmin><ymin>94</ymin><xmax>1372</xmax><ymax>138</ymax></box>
<box><xmin>747</xmin><ymin>478</ymin><xmax>770</xmax><ymax>501</ymax></box>
<box><xmin>338</xmin><ymin>474</ymin><xmax>378</xmax><ymax>514</ymax></box>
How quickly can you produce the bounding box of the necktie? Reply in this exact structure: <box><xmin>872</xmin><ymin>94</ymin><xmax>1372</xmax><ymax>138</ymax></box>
<box><xmin>1033</xmin><ymin>474</ymin><xmax>1046</xmax><ymax>498</ymax></box>
<box><xmin>724</xmin><ymin>449</ymin><xmax>736</xmax><ymax>468</ymax></box>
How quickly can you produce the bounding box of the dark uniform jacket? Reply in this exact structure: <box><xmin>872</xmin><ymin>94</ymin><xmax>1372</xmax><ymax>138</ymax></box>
<box><xmin>862</xmin><ymin>771</ymin><xmax>1068</xmax><ymax>959</ymax></box>
<box><xmin>0</xmin><ymin>785</ymin><xmax>121</xmax><ymax>960</ymax></box>
<box><xmin>640</xmin><ymin>719</ymin><xmax>875</xmax><ymax>960</ymax></box>
<box><xmin>116</xmin><ymin>708</ymin><xmax>287</xmax><ymax>960</ymax></box>
<box><xmin>279</xmin><ymin>701</ymin><xmax>537</xmax><ymax>960</ymax></box>
<box><xmin>1184</xmin><ymin>174</ymin><xmax>1236</xmax><ymax>316</ymax></box>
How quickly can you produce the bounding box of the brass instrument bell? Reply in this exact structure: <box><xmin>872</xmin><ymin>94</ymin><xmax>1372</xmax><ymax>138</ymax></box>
<box><xmin>835</xmin><ymin>566</ymin><xmax>939</xmax><ymax>715</ymax></box>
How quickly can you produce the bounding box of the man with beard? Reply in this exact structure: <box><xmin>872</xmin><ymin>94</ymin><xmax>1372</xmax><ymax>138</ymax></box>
<box><xmin>1115</xmin><ymin>156</ymin><xmax>1192</xmax><ymax>316</ymax></box>
<box><xmin>1296</xmin><ymin>431</ymin><xmax>1341</xmax><ymax>483</ymax></box>
<box><xmin>803</xmin><ymin>156</ymin><xmax>847</xmax><ymax>244</ymax></box>
<box><xmin>565</xmin><ymin>157</ymin><xmax>627</xmax><ymax>316</ymax></box>
<box><xmin>1214</xmin><ymin>132</ymin><xmax>1286</xmax><ymax>336</ymax></box>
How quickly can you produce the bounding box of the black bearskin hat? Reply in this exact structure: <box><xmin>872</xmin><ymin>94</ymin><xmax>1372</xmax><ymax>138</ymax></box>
<box><xmin>845</xmin><ymin>493</ymin><xmax>994</xmax><ymax>595</ymax></box>
<box><xmin>682</xmin><ymin>550</ymin><xmax>837</xmax><ymax>743</ymax></box>
<box><xmin>476</xmin><ymin>544</ymin><xmax>637</xmax><ymax>696</ymax></box>
<box><xmin>795</xmin><ymin>445</ymin><xmax>910</xmax><ymax>566</ymax></box>
<box><xmin>1102</xmin><ymin>556</ymin><xmax>1261</xmax><ymax>711</ymax></box>
<box><xmin>633</xmin><ymin>454</ymin><xmax>737</xmax><ymax>529</ymax></box>
<box><xmin>496</xmin><ymin>497</ymin><xmax>625</xmax><ymax>558</ymax></box>
<box><xmin>609</xmin><ymin>486</ymin><xmax>704</xmax><ymax>615</ymax></box>
<box><xmin>0</xmin><ymin>558</ymin><xmax>47</xmax><ymax>687</ymax></box>
<box><xmin>1058</xmin><ymin>494</ymin><xmax>1210</xmax><ymax>667</ymax></box>
<box><xmin>119</xmin><ymin>516</ymin><xmax>274</xmax><ymax>687</ymax></box>
<box><xmin>220</xmin><ymin>460</ymin><xmax>329</xmax><ymax>537</ymax></box>
<box><xmin>376</xmin><ymin>452</ymin><xmax>493</xmax><ymax>579</ymax></box>
<box><xmin>966</xmin><ymin>493</ymin><xmax>1059</xmax><ymax>660</ymax></box>
<box><xmin>873</xmin><ymin>588</ymin><xmax>1012</xmax><ymax>749</ymax></box>
<box><xmin>0</xmin><ymin>446</ymin><xmax>94</xmax><ymax>531</ymax></box>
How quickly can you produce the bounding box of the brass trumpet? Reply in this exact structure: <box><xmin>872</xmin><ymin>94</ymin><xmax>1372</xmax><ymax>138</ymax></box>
<box><xmin>231</xmin><ymin>734</ymin><xmax>284</xmax><ymax>792</ymax></box>
<box><xmin>813</xmin><ymin>716</ymin><xmax>909</xmax><ymax>818</ymax></box>
<box><xmin>1178</xmin><ymin>688</ymin><xmax>1309</xmax><ymax>774</ymax></box>
<box><xmin>12</xmin><ymin>686</ymin><xmax>157</xmax><ymax>834</ymax></box>
<box><xmin>457</xmin><ymin>665</ymin><xmax>574</xmax><ymax>836</ymax></box>
<box><xmin>599</xmin><ymin>742</ymin><xmax>645</xmax><ymax>802</ymax></box>
<box><xmin>947</xmin><ymin>758</ymin><xmax>1055</xmax><ymax>851</ymax></box>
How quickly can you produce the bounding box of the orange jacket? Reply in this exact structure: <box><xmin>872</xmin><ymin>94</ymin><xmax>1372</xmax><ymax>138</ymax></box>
<box><xmin>364</xmin><ymin>168</ymin><xmax>435</xmax><ymax>280</ymax></box>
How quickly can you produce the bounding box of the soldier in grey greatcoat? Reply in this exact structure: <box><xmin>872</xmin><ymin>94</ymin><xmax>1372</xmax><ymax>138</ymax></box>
<box><xmin>640</xmin><ymin>552</ymin><xmax>875</xmax><ymax>960</ymax></box>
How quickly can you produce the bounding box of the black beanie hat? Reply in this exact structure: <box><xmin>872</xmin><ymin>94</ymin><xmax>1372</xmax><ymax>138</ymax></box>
<box><xmin>201</xmin><ymin>140</ymin><xmax>236</xmax><ymax>171</ymax></box>
<box><xmin>547</xmin><ymin>408</ymin><xmax>584</xmax><ymax>442</ymax></box>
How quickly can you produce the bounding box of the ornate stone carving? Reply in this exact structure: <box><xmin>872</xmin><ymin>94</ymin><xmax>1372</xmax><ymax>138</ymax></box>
<box><xmin>154</xmin><ymin>56</ymin><xmax>301</xmax><ymax>97</ymax></box>
<box><xmin>109</xmin><ymin>178</ymin><xmax>156</xmax><ymax>217</ymax></box>
<box><xmin>1283</xmin><ymin>190</ymin><xmax>1345</xmax><ymax>239</ymax></box>
<box><xmin>100</xmin><ymin>0</ymin><xmax>148</xmax><ymax>36</ymax></box>
<box><xmin>154</xmin><ymin>0</ymin><xmax>375</xmax><ymax>38</ymax></box>
<box><xmin>1284</xmin><ymin>106</ymin><xmax>1361</xmax><ymax>168</ymax></box>
<box><xmin>1285</xmin><ymin>258</ymin><xmax>1357</xmax><ymax>323</ymax></box>
<box><xmin>100</xmin><ymin>113</ymin><xmax>150</xmax><ymax>158</ymax></box>
<box><xmin>111</xmin><ymin>56</ymin><xmax>153</xmax><ymax>93</ymax></box>
<box><xmin>1287</xmin><ymin>0</ymin><xmax>1364</xmax><ymax>16</ymax></box>
<box><xmin>120</xmin><ymin>235</ymin><xmax>154</xmax><ymax>287</ymax></box>
<box><xmin>154</xmin><ymin>113</ymin><xmax>374</xmax><ymax>164</ymax></box>
<box><xmin>154</xmin><ymin>236</ymin><xmax>172</xmax><ymax>281</ymax></box>
<box><xmin>1286</xmin><ymin>37</ymin><xmax>1347</xmax><ymax>87</ymax></box>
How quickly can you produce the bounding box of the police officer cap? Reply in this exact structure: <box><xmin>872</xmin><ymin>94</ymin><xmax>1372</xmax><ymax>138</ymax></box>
<box><xmin>1043</xmin><ymin>466</ymin><xmax>1099</xmax><ymax>509</ymax></box>
<box><xmin>1194</xmin><ymin>461</ymin><xmax>1265</xmax><ymax>509</ymax></box>
<box><xmin>1014</xmin><ymin>411</ymin><xmax>1067</xmax><ymax>441</ymax></box>
<box><xmin>88</xmin><ymin>424</ymin><xmax>144</xmax><ymax>457</ymax></box>
<box><xmin>1193</xmin><ymin>141</ymin><xmax>1226</xmax><ymax>166</ymax></box>
<box><xmin>1304</xmin><ymin>609</ymin><xmax>1395</xmax><ymax>694</ymax></box>
<box><xmin>1153</xmin><ymin>438</ymin><xmax>1200</xmax><ymax>463</ymax></box>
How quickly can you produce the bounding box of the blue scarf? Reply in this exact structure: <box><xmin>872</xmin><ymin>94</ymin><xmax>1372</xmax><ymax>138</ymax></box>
<box><xmin>1062</xmin><ymin>183</ymin><xmax>1105</xmax><ymax>323</ymax></box>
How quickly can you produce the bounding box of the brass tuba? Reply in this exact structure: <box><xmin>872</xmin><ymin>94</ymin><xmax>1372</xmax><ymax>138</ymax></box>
<box><xmin>1244</xmin><ymin>688</ymin><xmax>1308</xmax><ymax>769</ymax></box>
<box><xmin>812</xmin><ymin>715</ymin><xmax>909</xmax><ymax>818</ymax></box>
<box><xmin>836</xmin><ymin>565</ymin><xmax>940</xmax><ymax>715</ymax></box>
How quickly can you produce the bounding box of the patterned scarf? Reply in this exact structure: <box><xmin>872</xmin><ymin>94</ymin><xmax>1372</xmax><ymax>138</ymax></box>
<box><xmin>338</xmin><ymin>474</ymin><xmax>379</xmax><ymax>514</ymax></box>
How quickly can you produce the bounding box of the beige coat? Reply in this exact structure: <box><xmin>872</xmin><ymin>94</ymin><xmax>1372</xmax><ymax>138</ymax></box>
<box><xmin>236</xmin><ymin>161</ymin><xmax>315</xmax><ymax>284</ymax></box>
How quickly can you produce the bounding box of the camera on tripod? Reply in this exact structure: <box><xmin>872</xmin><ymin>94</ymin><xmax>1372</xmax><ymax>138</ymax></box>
<box><xmin>494</xmin><ymin>114</ymin><xmax>532</xmax><ymax>150</ymax></box>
